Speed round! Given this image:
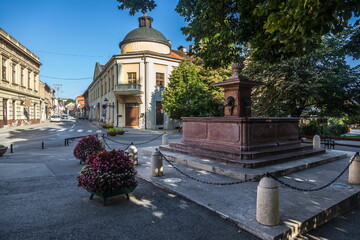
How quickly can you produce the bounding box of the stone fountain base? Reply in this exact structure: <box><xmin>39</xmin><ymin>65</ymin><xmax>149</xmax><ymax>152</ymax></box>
<box><xmin>160</xmin><ymin>117</ymin><xmax>325</xmax><ymax>168</ymax></box>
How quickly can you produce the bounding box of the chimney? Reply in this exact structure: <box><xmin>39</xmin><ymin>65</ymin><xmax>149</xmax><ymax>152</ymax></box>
<box><xmin>189</xmin><ymin>45</ymin><xmax>194</xmax><ymax>54</ymax></box>
<box><xmin>178</xmin><ymin>46</ymin><xmax>187</xmax><ymax>53</ymax></box>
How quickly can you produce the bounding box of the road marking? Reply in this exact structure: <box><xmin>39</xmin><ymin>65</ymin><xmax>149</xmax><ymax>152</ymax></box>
<box><xmin>57</xmin><ymin>128</ymin><xmax>66</xmax><ymax>132</ymax></box>
<box><xmin>48</xmin><ymin>129</ymin><xmax>56</xmax><ymax>132</ymax></box>
<box><xmin>77</xmin><ymin>129</ymin><xmax>83</xmax><ymax>132</ymax></box>
<box><xmin>87</xmin><ymin>130</ymin><xmax>93</xmax><ymax>133</ymax></box>
<box><xmin>71</xmin><ymin>124</ymin><xmax>75</xmax><ymax>129</ymax></box>
<box><xmin>69</xmin><ymin>129</ymin><xmax>74</xmax><ymax>132</ymax></box>
<box><xmin>96</xmin><ymin>130</ymin><xmax>102</xmax><ymax>133</ymax></box>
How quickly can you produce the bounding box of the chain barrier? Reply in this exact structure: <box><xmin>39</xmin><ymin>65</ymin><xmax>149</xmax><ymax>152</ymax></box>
<box><xmin>102</xmin><ymin>133</ymin><xmax>164</xmax><ymax>148</ymax></box>
<box><xmin>269</xmin><ymin>152</ymin><xmax>359</xmax><ymax>192</ymax></box>
<box><xmin>159</xmin><ymin>151</ymin><xmax>257</xmax><ymax>185</ymax></box>
<box><xmin>102</xmin><ymin>137</ymin><xmax>132</xmax><ymax>152</ymax></box>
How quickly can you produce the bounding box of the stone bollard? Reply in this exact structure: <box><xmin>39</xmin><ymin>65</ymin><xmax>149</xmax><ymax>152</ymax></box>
<box><xmin>313</xmin><ymin>135</ymin><xmax>321</xmax><ymax>149</ymax></box>
<box><xmin>126</xmin><ymin>145</ymin><xmax>138</xmax><ymax>166</ymax></box>
<box><xmin>162</xmin><ymin>133</ymin><xmax>168</xmax><ymax>145</ymax></box>
<box><xmin>348</xmin><ymin>152</ymin><xmax>360</xmax><ymax>185</ymax></box>
<box><xmin>256</xmin><ymin>177</ymin><xmax>280</xmax><ymax>226</ymax></box>
<box><xmin>150</xmin><ymin>149</ymin><xmax>163</xmax><ymax>177</ymax></box>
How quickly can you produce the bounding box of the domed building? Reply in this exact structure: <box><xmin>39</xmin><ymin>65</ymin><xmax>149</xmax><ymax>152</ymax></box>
<box><xmin>86</xmin><ymin>15</ymin><xmax>189</xmax><ymax>129</ymax></box>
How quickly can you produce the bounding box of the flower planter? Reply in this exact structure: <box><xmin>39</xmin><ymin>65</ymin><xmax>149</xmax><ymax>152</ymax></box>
<box><xmin>87</xmin><ymin>185</ymin><xmax>137</xmax><ymax>206</ymax></box>
<box><xmin>0</xmin><ymin>147</ymin><xmax>8</xmax><ymax>157</ymax></box>
<box><xmin>117</xmin><ymin>131</ymin><xmax>125</xmax><ymax>135</ymax></box>
<box><xmin>107</xmin><ymin>132</ymin><xmax>117</xmax><ymax>136</ymax></box>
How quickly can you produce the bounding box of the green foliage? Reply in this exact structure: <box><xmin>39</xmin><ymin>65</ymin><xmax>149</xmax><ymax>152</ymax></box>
<box><xmin>117</xmin><ymin>0</ymin><xmax>156</xmax><ymax>15</ymax></box>
<box><xmin>107</xmin><ymin>128</ymin><xmax>124</xmax><ymax>133</ymax></box>
<box><xmin>162</xmin><ymin>60</ymin><xmax>231</xmax><ymax>120</ymax></box>
<box><xmin>300</xmin><ymin>121</ymin><xmax>321</xmax><ymax>136</ymax></box>
<box><xmin>117</xmin><ymin>0</ymin><xmax>360</xmax><ymax>68</ymax></box>
<box><xmin>300</xmin><ymin>120</ymin><xmax>349</xmax><ymax>137</ymax></box>
<box><xmin>64</xmin><ymin>99</ymin><xmax>75</xmax><ymax>105</ymax></box>
<box><xmin>0</xmin><ymin>144</ymin><xmax>5</xmax><ymax>148</ymax></box>
<box><xmin>243</xmin><ymin>30</ymin><xmax>360</xmax><ymax>117</ymax></box>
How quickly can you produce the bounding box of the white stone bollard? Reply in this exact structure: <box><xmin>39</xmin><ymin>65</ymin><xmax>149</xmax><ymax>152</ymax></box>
<box><xmin>150</xmin><ymin>149</ymin><xmax>163</xmax><ymax>177</ymax></box>
<box><xmin>348</xmin><ymin>153</ymin><xmax>360</xmax><ymax>185</ymax></box>
<box><xmin>313</xmin><ymin>135</ymin><xmax>321</xmax><ymax>149</ymax></box>
<box><xmin>162</xmin><ymin>133</ymin><xmax>168</xmax><ymax>145</ymax></box>
<box><xmin>126</xmin><ymin>145</ymin><xmax>138</xmax><ymax>166</ymax></box>
<box><xmin>256</xmin><ymin>177</ymin><xmax>280</xmax><ymax>226</ymax></box>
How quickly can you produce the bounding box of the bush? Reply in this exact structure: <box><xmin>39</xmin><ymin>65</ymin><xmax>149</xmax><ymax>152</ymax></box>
<box><xmin>77</xmin><ymin>149</ymin><xmax>137</xmax><ymax>193</ymax></box>
<box><xmin>325</xmin><ymin>124</ymin><xmax>349</xmax><ymax>137</ymax></box>
<box><xmin>300</xmin><ymin>121</ymin><xmax>321</xmax><ymax>136</ymax></box>
<box><xmin>102</xmin><ymin>124</ymin><xmax>114</xmax><ymax>129</ymax></box>
<box><xmin>73</xmin><ymin>135</ymin><xmax>104</xmax><ymax>160</ymax></box>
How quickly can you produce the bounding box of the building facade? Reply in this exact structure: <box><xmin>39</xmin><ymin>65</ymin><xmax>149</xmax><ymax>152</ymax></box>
<box><xmin>0</xmin><ymin>28</ymin><xmax>41</xmax><ymax>128</ymax></box>
<box><xmin>86</xmin><ymin>15</ymin><xmax>188</xmax><ymax>129</ymax></box>
<box><xmin>39</xmin><ymin>81</ymin><xmax>55</xmax><ymax>121</ymax></box>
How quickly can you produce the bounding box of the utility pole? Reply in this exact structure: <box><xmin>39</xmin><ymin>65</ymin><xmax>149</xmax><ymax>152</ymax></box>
<box><xmin>54</xmin><ymin>84</ymin><xmax>62</xmax><ymax>115</ymax></box>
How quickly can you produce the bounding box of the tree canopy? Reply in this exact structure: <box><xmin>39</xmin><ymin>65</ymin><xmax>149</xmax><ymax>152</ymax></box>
<box><xmin>162</xmin><ymin>60</ymin><xmax>231</xmax><ymax>120</ymax></box>
<box><xmin>243</xmin><ymin>30</ymin><xmax>360</xmax><ymax>118</ymax></box>
<box><xmin>117</xmin><ymin>0</ymin><xmax>360</xmax><ymax>68</ymax></box>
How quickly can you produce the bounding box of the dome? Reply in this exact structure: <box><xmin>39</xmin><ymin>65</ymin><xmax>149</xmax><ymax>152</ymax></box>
<box><xmin>119</xmin><ymin>15</ymin><xmax>171</xmax><ymax>54</ymax></box>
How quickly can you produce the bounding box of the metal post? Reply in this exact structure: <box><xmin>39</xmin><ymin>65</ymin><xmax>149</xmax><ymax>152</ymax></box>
<box><xmin>42</xmin><ymin>142</ymin><xmax>44</xmax><ymax>149</ymax></box>
<box><xmin>10</xmin><ymin>144</ymin><xmax>13</xmax><ymax>153</ymax></box>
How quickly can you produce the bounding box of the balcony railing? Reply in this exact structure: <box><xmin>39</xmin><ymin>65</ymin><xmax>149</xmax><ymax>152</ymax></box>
<box><xmin>113</xmin><ymin>83</ymin><xmax>142</xmax><ymax>95</ymax></box>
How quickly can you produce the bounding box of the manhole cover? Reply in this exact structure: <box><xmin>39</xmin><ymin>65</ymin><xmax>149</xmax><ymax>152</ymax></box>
<box><xmin>330</xmin><ymin>183</ymin><xmax>352</xmax><ymax>189</ymax></box>
<box><xmin>163</xmin><ymin>178</ymin><xmax>182</xmax><ymax>184</ymax></box>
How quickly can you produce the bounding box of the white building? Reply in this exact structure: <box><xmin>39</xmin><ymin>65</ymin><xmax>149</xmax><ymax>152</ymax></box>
<box><xmin>86</xmin><ymin>15</ymin><xmax>188</xmax><ymax>129</ymax></box>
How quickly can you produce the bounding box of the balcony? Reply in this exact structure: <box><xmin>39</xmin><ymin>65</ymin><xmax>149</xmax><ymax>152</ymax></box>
<box><xmin>113</xmin><ymin>83</ymin><xmax>142</xmax><ymax>95</ymax></box>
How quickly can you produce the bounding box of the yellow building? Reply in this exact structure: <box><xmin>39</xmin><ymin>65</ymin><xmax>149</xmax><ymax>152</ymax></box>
<box><xmin>86</xmin><ymin>15</ymin><xmax>189</xmax><ymax>129</ymax></box>
<box><xmin>39</xmin><ymin>81</ymin><xmax>55</xmax><ymax>121</ymax></box>
<box><xmin>0</xmin><ymin>28</ymin><xmax>41</xmax><ymax>128</ymax></box>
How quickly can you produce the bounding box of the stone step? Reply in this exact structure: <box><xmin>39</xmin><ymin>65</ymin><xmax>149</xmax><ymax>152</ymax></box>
<box><xmin>168</xmin><ymin>142</ymin><xmax>313</xmax><ymax>160</ymax></box>
<box><xmin>148</xmin><ymin>148</ymin><xmax>347</xmax><ymax>181</ymax></box>
<box><xmin>160</xmin><ymin>145</ymin><xmax>325</xmax><ymax>168</ymax></box>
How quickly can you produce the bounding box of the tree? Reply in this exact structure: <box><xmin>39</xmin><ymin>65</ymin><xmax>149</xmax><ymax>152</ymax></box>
<box><xmin>117</xmin><ymin>0</ymin><xmax>360</xmax><ymax>68</ymax></box>
<box><xmin>162</xmin><ymin>60</ymin><xmax>231</xmax><ymax>120</ymax></box>
<box><xmin>243</xmin><ymin>31</ymin><xmax>360</xmax><ymax>117</ymax></box>
<box><xmin>64</xmin><ymin>98</ymin><xmax>75</xmax><ymax>105</ymax></box>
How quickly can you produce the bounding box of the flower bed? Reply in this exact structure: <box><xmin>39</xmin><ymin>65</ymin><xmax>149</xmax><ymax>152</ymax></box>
<box><xmin>77</xmin><ymin>149</ymin><xmax>137</xmax><ymax>194</ymax></box>
<box><xmin>102</xmin><ymin>124</ymin><xmax>114</xmax><ymax>129</ymax></box>
<box><xmin>107</xmin><ymin>128</ymin><xmax>125</xmax><ymax>136</ymax></box>
<box><xmin>73</xmin><ymin>135</ymin><xmax>104</xmax><ymax>163</ymax></box>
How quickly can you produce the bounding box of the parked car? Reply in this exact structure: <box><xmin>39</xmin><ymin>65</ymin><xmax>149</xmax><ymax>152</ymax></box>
<box><xmin>61</xmin><ymin>114</ymin><xmax>68</xmax><ymax>120</ymax></box>
<box><xmin>50</xmin><ymin>115</ymin><xmax>61</xmax><ymax>122</ymax></box>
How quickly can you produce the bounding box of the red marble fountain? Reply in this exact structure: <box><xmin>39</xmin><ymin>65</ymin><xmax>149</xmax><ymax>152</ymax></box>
<box><xmin>160</xmin><ymin>58</ymin><xmax>324</xmax><ymax>168</ymax></box>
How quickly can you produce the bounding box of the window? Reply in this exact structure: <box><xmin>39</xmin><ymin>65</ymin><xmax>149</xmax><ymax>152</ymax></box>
<box><xmin>2</xmin><ymin>58</ymin><xmax>6</xmax><ymax>80</ymax></box>
<box><xmin>21</xmin><ymin>67</ymin><xmax>24</xmax><ymax>86</ymax></box>
<box><xmin>156</xmin><ymin>72</ymin><xmax>165</xmax><ymax>87</ymax></box>
<box><xmin>34</xmin><ymin>74</ymin><xmax>37</xmax><ymax>90</ymax></box>
<box><xmin>28</xmin><ymin>71</ymin><xmax>31</xmax><ymax>89</ymax></box>
<box><xmin>12</xmin><ymin>63</ymin><xmax>16</xmax><ymax>83</ymax></box>
<box><xmin>127</xmin><ymin>72</ymin><xmax>137</xmax><ymax>84</ymax></box>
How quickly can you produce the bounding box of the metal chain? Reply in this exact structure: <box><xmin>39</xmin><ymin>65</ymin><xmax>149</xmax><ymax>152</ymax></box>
<box><xmin>102</xmin><ymin>133</ymin><xmax>163</xmax><ymax>146</ymax></box>
<box><xmin>270</xmin><ymin>153</ymin><xmax>359</xmax><ymax>192</ymax></box>
<box><xmin>159</xmin><ymin>151</ymin><xmax>257</xmax><ymax>185</ymax></box>
<box><xmin>102</xmin><ymin>137</ymin><xmax>132</xmax><ymax>152</ymax></box>
<box><xmin>101</xmin><ymin>137</ymin><xmax>113</xmax><ymax>150</ymax></box>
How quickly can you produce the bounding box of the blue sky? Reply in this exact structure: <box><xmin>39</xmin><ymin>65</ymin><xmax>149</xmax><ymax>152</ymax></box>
<box><xmin>1</xmin><ymin>1</ymin><xmax>359</xmax><ymax>99</ymax></box>
<box><xmin>0</xmin><ymin>0</ymin><xmax>190</xmax><ymax>99</ymax></box>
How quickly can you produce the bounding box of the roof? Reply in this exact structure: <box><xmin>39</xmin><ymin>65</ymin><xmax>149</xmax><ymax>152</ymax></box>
<box><xmin>121</xmin><ymin>50</ymin><xmax>191</xmax><ymax>60</ymax></box>
<box><xmin>119</xmin><ymin>15</ymin><xmax>170</xmax><ymax>48</ymax></box>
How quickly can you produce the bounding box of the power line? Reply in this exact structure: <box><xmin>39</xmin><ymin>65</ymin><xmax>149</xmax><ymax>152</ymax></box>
<box><xmin>32</xmin><ymin>49</ymin><xmax>106</xmax><ymax>58</ymax></box>
<box><xmin>41</xmin><ymin>75</ymin><xmax>92</xmax><ymax>80</ymax></box>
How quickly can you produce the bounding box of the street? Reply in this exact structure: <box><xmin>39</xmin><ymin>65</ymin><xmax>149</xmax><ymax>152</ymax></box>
<box><xmin>1</xmin><ymin>120</ymin><xmax>360</xmax><ymax>240</ymax></box>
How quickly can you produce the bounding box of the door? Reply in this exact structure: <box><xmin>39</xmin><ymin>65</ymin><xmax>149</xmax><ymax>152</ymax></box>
<box><xmin>125</xmin><ymin>103</ymin><xmax>139</xmax><ymax>127</ymax></box>
<box><xmin>156</xmin><ymin>101</ymin><xmax>164</xmax><ymax>125</ymax></box>
<box><xmin>3</xmin><ymin>99</ymin><xmax>7</xmax><ymax>125</ymax></box>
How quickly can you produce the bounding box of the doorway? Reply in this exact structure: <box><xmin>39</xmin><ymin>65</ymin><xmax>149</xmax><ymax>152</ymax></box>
<box><xmin>156</xmin><ymin>101</ymin><xmax>164</xmax><ymax>125</ymax></box>
<box><xmin>125</xmin><ymin>103</ymin><xmax>139</xmax><ymax>127</ymax></box>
